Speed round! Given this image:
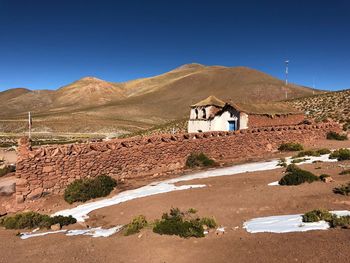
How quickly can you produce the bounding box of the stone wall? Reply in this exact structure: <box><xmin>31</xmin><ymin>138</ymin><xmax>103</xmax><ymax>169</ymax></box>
<box><xmin>248</xmin><ymin>113</ymin><xmax>305</xmax><ymax>128</ymax></box>
<box><xmin>15</xmin><ymin>122</ymin><xmax>340</xmax><ymax>202</ymax></box>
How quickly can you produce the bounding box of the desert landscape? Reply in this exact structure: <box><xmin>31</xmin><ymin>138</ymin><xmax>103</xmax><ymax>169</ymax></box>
<box><xmin>1</xmin><ymin>1</ymin><xmax>350</xmax><ymax>263</ymax></box>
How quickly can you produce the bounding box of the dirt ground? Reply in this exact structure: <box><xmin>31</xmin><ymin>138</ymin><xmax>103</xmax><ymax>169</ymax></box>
<box><xmin>0</xmin><ymin>139</ymin><xmax>350</xmax><ymax>263</ymax></box>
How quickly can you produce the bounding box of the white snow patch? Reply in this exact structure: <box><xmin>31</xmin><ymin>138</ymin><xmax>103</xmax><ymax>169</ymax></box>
<box><xmin>243</xmin><ymin>210</ymin><xmax>350</xmax><ymax>233</ymax></box>
<box><xmin>268</xmin><ymin>181</ymin><xmax>280</xmax><ymax>186</ymax></box>
<box><xmin>19</xmin><ymin>226</ymin><xmax>123</xmax><ymax>240</ymax></box>
<box><xmin>53</xmin><ymin>153</ymin><xmax>341</xmax><ymax>222</ymax></box>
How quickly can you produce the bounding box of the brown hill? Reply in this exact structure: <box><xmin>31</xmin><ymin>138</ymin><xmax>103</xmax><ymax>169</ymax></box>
<box><xmin>0</xmin><ymin>64</ymin><xmax>321</xmax><ymax>135</ymax></box>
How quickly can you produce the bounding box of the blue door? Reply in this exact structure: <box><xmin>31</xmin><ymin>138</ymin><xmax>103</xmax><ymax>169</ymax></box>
<box><xmin>228</xmin><ymin>121</ymin><xmax>236</xmax><ymax>131</ymax></box>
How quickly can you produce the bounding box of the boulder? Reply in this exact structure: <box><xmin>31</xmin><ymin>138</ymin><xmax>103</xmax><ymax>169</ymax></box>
<box><xmin>27</xmin><ymin>188</ymin><xmax>43</xmax><ymax>200</ymax></box>
<box><xmin>50</xmin><ymin>223</ymin><xmax>61</xmax><ymax>231</ymax></box>
<box><xmin>0</xmin><ymin>181</ymin><xmax>15</xmax><ymax>196</ymax></box>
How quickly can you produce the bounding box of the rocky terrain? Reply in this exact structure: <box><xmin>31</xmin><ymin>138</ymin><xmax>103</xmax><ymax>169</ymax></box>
<box><xmin>290</xmin><ymin>89</ymin><xmax>350</xmax><ymax>130</ymax></box>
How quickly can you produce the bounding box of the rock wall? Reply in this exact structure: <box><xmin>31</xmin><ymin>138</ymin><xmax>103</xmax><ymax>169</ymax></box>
<box><xmin>15</xmin><ymin>123</ymin><xmax>340</xmax><ymax>202</ymax></box>
<box><xmin>248</xmin><ymin>113</ymin><xmax>305</xmax><ymax>128</ymax></box>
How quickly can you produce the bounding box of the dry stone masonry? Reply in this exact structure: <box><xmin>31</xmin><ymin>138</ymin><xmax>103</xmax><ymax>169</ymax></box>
<box><xmin>15</xmin><ymin>122</ymin><xmax>340</xmax><ymax>202</ymax></box>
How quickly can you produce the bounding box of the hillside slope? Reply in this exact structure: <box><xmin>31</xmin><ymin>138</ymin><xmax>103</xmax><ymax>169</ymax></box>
<box><xmin>0</xmin><ymin>64</ymin><xmax>321</xmax><ymax>134</ymax></box>
<box><xmin>289</xmin><ymin>89</ymin><xmax>350</xmax><ymax>129</ymax></box>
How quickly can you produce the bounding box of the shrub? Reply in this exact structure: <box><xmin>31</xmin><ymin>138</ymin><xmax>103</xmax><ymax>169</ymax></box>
<box><xmin>333</xmin><ymin>182</ymin><xmax>350</xmax><ymax>196</ymax></box>
<box><xmin>317</xmin><ymin>148</ymin><xmax>332</xmax><ymax>155</ymax></box>
<box><xmin>186</xmin><ymin>153</ymin><xmax>216</xmax><ymax>168</ymax></box>
<box><xmin>277</xmin><ymin>158</ymin><xmax>287</xmax><ymax>167</ymax></box>
<box><xmin>291</xmin><ymin>158</ymin><xmax>310</xmax><ymax>164</ymax></box>
<box><xmin>302</xmin><ymin>209</ymin><xmax>333</xmax><ymax>223</ymax></box>
<box><xmin>339</xmin><ymin>169</ymin><xmax>350</xmax><ymax>175</ymax></box>
<box><xmin>302</xmin><ymin>209</ymin><xmax>350</xmax><ymax>229</ymax></box>
<box><xmin>199</xmin><ymin>217</ymin><xmax>217</xmax><ymax>228</ymax></box>
<box><xmin>278</xmin><ymin>143</ymin><xmax>304</xmax><ymax>152</ymax></box>
<box><xmin>124</xmin><ymin>215</ymin><xmax>148</xmax><ymax>236</ymax></box>
<box><xmin>328</xmin><ymin>215</ymin><xmax>350</xmax><ymax>228</ymax></box>
<box><xmin>329</xmin><ymin>149</ymin><xmax>350</xmax><ymax>161</ymax></box>
<box><xmin>153</xmin><ymin>208</ymin><xmax>217</xmax><ymax>238</ymax></box>
<box><xmin>279</xmin><ymin>164</ymin><xmax>319</xmax><ymax>185</ymax></box>
<box><xmin>0</xmin><ymin>212</ymin><xmax>76</xmax><ymax>229</ymax></box>
<box><xmin>327</xmin><ymin>131</ymin><xmax>348</xmax><ymax>141</ymax></box>
<box><xmin>293</xmin><ymin>148</ymin><xmax>331</xmax><ymax>159</ymax></box>
<box><xmin>0</xmin><ymin>165</ymin><xmax>16</xmax><ymax>177</ymax></box>
<box><xmin>64</xmin><ymin>175</ymin><xmax>117</xmax><ymax>204</ymax></box>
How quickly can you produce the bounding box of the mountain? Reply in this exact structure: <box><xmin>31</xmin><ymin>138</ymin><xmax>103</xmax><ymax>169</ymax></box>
<box><xmin>0</xmin><ymin>64</ymin><xmax>322</xmax><ymax>134</ymax></box>
<box><xmin>289</xmin><ymin>89</ymin><xmax>350</xmax><ymax>129</ymax></box>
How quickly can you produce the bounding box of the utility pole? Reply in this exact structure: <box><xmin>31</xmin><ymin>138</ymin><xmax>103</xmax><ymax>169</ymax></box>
<box><xmin>285</xmin><ymin>60</ymin><xmax>289</xmax><ymax>86</ymax></box>
<box><xmin>28</xmin><ymin>112</ymin><xmax>32</xmax><ymax>139</ymax></box>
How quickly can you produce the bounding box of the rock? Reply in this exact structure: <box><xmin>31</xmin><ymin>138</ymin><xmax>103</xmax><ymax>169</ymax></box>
<box><xmin>323</xmin><ymin>176</ymin><xmax>334</xmax><ymax>183</ymax></box>
<box><xmin>16</xmin><ymin>194</ymin><xmax>24</xmax><ymax>203</ymax></box>
<box><xmin>50</xmin><ymin>223</ymin><xmax>61</xmax><ymax>231</ymax></box>
<box><xmin>137</xmin><ymin>233</ymin><xmax>143</xmax><ymax>238</ymax></box>
<box><xmin>0</xmin><ymin>182</ymin><xmax>15</xmax><ymax>196</ymax></box>
<box><xmin>26</xmin><ymin>188</ymin><xmax>43</xmax><ymax>200</ymax></box>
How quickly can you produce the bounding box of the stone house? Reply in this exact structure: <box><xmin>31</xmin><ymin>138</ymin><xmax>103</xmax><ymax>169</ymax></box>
<box><xmin>188</xmin><ymin>96</ymin><xmax>305</xmax><ymax>133</ymax></box>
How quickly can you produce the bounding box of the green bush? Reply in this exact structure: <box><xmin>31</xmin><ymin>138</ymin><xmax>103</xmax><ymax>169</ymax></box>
<box><xmin>64</xmin><ymin>175</ymin><xmax>117</xmax><ymax>204</ymax></box>
<box><xmin>153</xmin><ymin>208</ymin><xmax>217</xmax><ymax>238</ymax></box>
<box><xmin>0</xmin><ymin>165</ymin><xmax>16</xmax><ymax>177</ymax></box>
<box><xmin>333</xmin><ymin>182</ymin><xmax>350</xmax><ymax>196</ymax></box>
<box><xmin>339</xmin><ymin>169</ymin><xmax>350</xmax><ymax>175</ymax></box>
<box><xmin>277</xmin><ymin>158</ymin><xmax>287</xmax><ymax>167</ymax></box>
<box><xmin>317</xmin><ymin>148</ymin><xmax>332</xmax><ymax>155</ymax></box>
<box><xmin>329</xmin><ymin>149</ymin><xmax>350</xmax><ymax>161</ymax></box>
<box><xmin>293</xmin><ymin>148</ymin><xmax>331</xmax><ymax>159</ymax></box>
<box><xmin>302</xmin><ymin>209</ymin><xmax>333</xmax><ymax>223</ymax></box>
<box><xmin>0</xmin><ymin>212</ymin><xmax>76</xmax><ymax>229</ymax></box>
<box><xmin>302</xmin><ymin>209</ymin><xmax>350</xmax><ymax>229</ymax></box>
<box><xmin>199</xmin><ymin>217</ymin><xmax>217</xmax><ymax>228</ymax></box>
<box><xmin>278</xmin><ymin>143</ymin><xmax>304</xmax><ymax>152</ymax></box>
<box><xmin>326</xmin><ymin>131</ymin><xmax>348</xmax><ymax>141</ymax></box>
<box><xmin>124</xmin><ymin>215</ymin><xmax>148</xmax><ymax>236</ymax></box>
<box><xmin>186</xmin><ymin>153</ymin><xmax>216</xmax><ymax>168</ymax></box>
<box><xmin>291</xmin><ymin>158</ymin><xmax>310</xmax><ymax>164</ymax></box>
<box><xmin>279</xmin><ymin>164</ymin><xmax>319</xmax><ymax>185</ymax></box>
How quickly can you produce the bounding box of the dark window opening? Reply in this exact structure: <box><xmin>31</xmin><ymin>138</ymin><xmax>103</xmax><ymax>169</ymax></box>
<box><xmin>195</xmin><ymin>109</ymin><xmax>198</xmax><ymax>119</ymax></box>
<box><xmin>202</xmin><ymin>109</ymin><xmax>206</xmax><ymax>119</ymax></box>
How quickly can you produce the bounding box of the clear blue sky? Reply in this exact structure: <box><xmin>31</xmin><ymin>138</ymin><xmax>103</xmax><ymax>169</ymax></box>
<box><xmin>0</xmin><ymin>0</ymin><xmax>349</xmax><ymax>91</ymax></box>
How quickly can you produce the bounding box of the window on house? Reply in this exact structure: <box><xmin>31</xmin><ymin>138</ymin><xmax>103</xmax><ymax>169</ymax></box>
<box><xmin>202</xmin><ymin>109</ymin><xmax>206</xmax><ymax>119</ymax></box>
<box><xmin>195</xmin><ymin>109</ymin><xmax>198</xmax><ymax>119</ymax></box>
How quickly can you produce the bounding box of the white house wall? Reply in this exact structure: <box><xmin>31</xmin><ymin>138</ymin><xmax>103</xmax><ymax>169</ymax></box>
<box><xmin>239</xmin><ymin>112</ymin><xmax>249</xmax><ymax>129</ymax></box>
<box><xmin>212</xmin><ymin>111</ymin><xmax>238</xmax><ymax>131</ymax></box>
<box><xmin>188</xmin><ymin>120</ymin><xmax>211</xmax><ymax>133</ymax></box>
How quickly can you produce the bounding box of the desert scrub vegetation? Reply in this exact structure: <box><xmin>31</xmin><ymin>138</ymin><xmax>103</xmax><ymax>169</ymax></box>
<box><xmin>329</xmin><ymin>148</ymin><xmax>350</xmax><ymax>161</ymax></box>
<box><xmin>0</xmin><ymin>212</ymin><xmax>76</xmax><ymax>229</ymax></box>
<box><xmin>279</xmin><ymin>164</ymin><xmax>319</xmax><ymax>186</ymax></box>
<box><xmin>319</xmin><ymin>174</ymin><xmax>331</xmax><ymax>182</ymax></box>
<box><xmin>326</xmin><ymin>131</ymin><xmax>348</xmax><ymax>141</ymax></box>
<box><xmin>124</xmin><ymin>215</ymin><xmax>148</xmax><ymax>236</ymax></box>
<box><xmin>186</xmin><ymin>152</ymin><xmax>216</xmax><ymax>168</ymax></box>
<box><xmin>339</xmin><ymin>169</ymin><xmax>350</xmax><ymax>175</ymax></box>
<box><xmin>293</xmin><ymin>148</ymin><xmax>331</xmax><ymax>158</ymax></box>
<box><xmin>64</xmin><ymin>175</ymin><xmax>117</xmax><ymax>204</ymax></box>
<box><xmin>278</xmin><ymin>143</ymin><xmax>303</xmax><ymax>152</ymax></box>
<box><xmin>333</xmin><ymin>182</ymin><xmax>350</xmax><ymax>196</ymax></box>
<box><xmin>0</xmin><ymin>164</ymin><xmax>15</xmax><ymax>177</ymax></box>
<box><xmin>291</xmin><ymin>158</ymin><xmax>310</xmax><ymax>164</ymax></box>
<box><xmin>153</xmin><ymin>208</ymin><xmax>217</xmax><ymax>238</ymax></box>
<box><xmin>277</xmin><ymin>157</ymin><xmax>287</xmax><ymax>167</ymax></box>
<box><xmin>302</xmin><ymin>209</ymin><xmax>350</xmax><ymax>229</ymax></box>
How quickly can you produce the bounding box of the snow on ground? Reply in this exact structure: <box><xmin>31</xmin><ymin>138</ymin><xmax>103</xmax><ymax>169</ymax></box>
<box><xmin>54</xmin><ymin>153</ymin><xmax>340</xmax><ymax>222</ymax></box>
<box><xmin>243</xmin><ymin>211</ymin><xmax>350</xmax><ymax>233</ymax></box>
<box><xmin>20</xmin><ymin>226</ymin><xmax>123</xmax><ymax>240</ymax></box>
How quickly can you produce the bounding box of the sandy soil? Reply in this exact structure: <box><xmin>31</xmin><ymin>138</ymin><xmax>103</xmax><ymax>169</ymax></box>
<box><xmin>0</xmin><ymin>139</ymin><xmax>350</xmax><ymax>263</ymax></box>
<box><xmin>0</xmin><ymin>149</ymin><xmax>16</xmax><ymax>164</ymax></box>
